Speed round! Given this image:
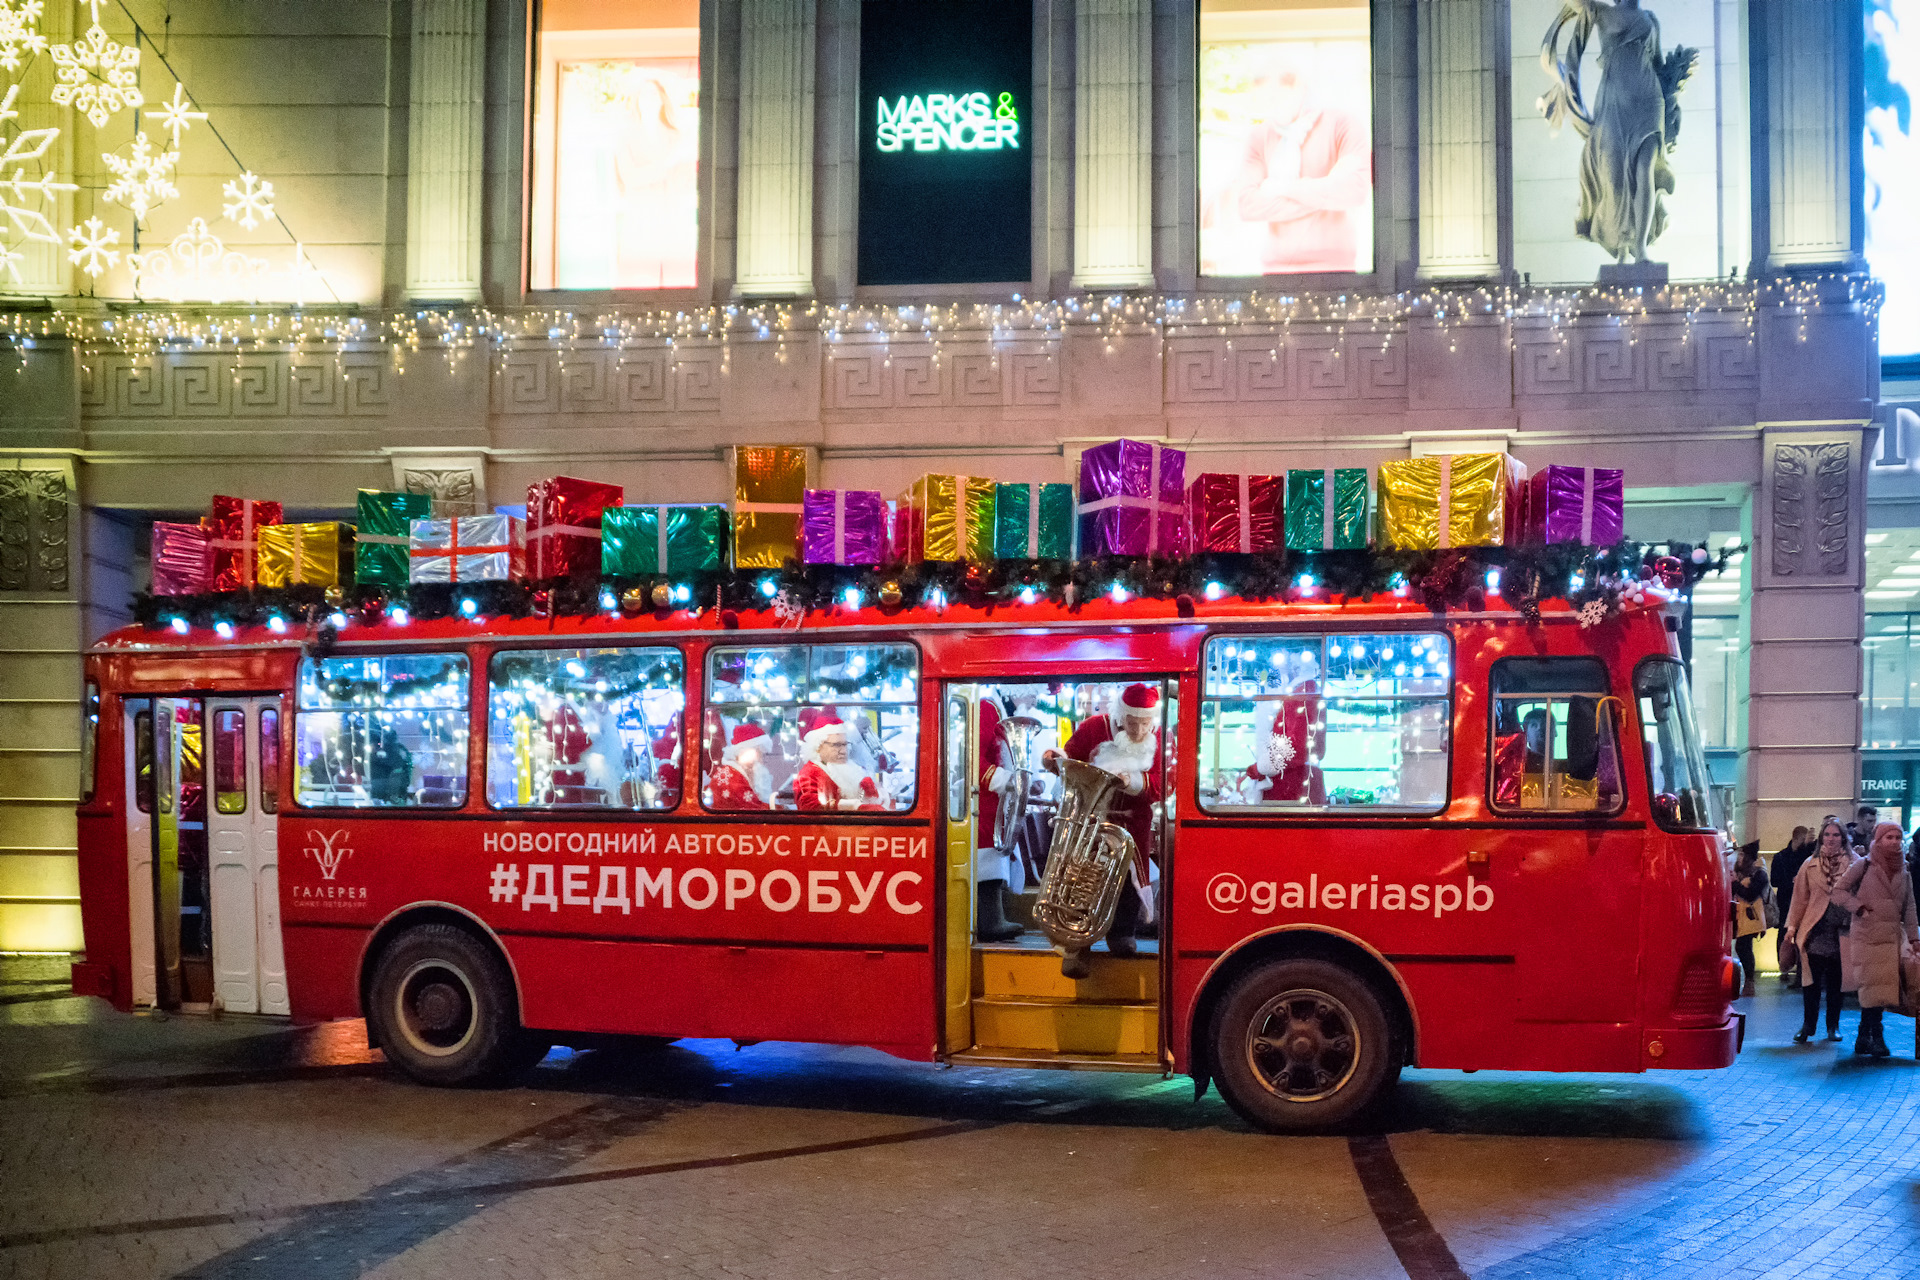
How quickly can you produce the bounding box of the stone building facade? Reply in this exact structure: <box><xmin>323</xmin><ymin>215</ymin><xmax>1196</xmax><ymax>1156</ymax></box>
<box><xmin>0</xmin><ymin>0</ymin><xmax>1881</xmax><ymax>950</ymax></box>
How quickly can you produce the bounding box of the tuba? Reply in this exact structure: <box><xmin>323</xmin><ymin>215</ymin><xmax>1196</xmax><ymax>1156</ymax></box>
<box><xmin>1032</xmin><ymin>756</ymin><xmax>1138</xmax><ymax>950</ymax></box>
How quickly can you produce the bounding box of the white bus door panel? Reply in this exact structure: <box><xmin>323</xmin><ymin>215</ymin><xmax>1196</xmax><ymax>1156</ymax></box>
<box><xmin>255</xmin><ymin>703</ymin><xmax>288</xmax><ymax>1016</ymax></box>
<box><xmin>206</xmin><ymin>702</ymin><xmax>259</xmax><ymax>1013</ymax></box>
<box><xmin>125</xmin><ymin>701</ymin><xmax>156</xmax><ymax>1007</ymax></box>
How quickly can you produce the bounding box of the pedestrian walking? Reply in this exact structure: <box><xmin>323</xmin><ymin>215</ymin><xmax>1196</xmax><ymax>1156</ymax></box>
<box><xmin>1772</xmin><ymin>826</ymin><xmax>1813</xmax><ymax>985</ymax></box>
<box><xmin>1832</xmin><ymin>821</ymin><xmax>1920</xmax><ymax>1058</ymax></box>
<box><xmin>1731</xmin><ymin>842</ymin><xmax>1768</xmax><ymax>998</ymax></box>
<box><xmin>1782</xmin><ymin>820</ymin><xmax>1860</xmax><ymax>1044</ymax></box>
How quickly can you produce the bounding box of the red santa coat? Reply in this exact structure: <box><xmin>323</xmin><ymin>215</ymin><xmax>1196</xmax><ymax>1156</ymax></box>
<box><xmin>1063</xmin><ymin>714</ymin><xmax>1160</xmax><ymax>877</ymax></box>
<box><xmin>1241</xmin><ymin>683</ymin><xmax>1325</xmax><ymax>804</ymax></box>
<box><xmin>793</xmin><ymin>759</ymin><xmax>884</xmax><ymax>812</ymax></box>
<box><xmin>709</xmin><ymin>761</ymin><xmax>770</xmax><ymax>810</ymax></box>
<box><xmin>977</xmin><ymin>698</ymin><xmax>1017</xmax><ymax>843</ymax></box>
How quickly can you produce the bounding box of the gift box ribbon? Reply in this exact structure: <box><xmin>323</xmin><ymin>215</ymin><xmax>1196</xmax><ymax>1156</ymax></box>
<box><xmin>1576</xmin><ymin>467</ymin><xmax>1597</xmax><ymax>544</ymax></box>
<box><xmin>1238</xmin><ymin>474</ymin><xmax>1253</xmax><ymax>552</ymax></box>
<box><xmin>828</xmin><ymin>491</ymin><xmax>858</xmax><ymax>562</ymax></box>
<box><xmin>1320</xmin><ymin>470</ymin><xmax>1337</xmax><ymax>548</ymax></box>
<box><xmin>1079</xmin><ymin>446</ymin><xmax>1179</xmax><ymax>554</ymax></box>
<box><xmin>1436</xmin><ymin>459</ymin><xmax>1453</xmax><ymax>549</ymax></box>
<box><xmin>410</xmin><ymin>520</ymin><xmax>513</xmax><ymax>566</ymax></box>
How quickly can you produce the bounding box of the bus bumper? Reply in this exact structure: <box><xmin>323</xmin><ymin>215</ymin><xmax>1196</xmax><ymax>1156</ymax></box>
<box><xmin>1643</xmin><ymin>1015</ymin><xmax>1742</xmax><ymax>1070</ymax></box>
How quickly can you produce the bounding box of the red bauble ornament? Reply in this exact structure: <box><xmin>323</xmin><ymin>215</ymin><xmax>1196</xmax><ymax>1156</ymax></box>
<box><xmin>1638</xmin><ymin>564</ymin><xmax>1655</xmax><ymax>580</ymax></box>
<box><xmin>964</xmin><ymin>562</ymin><xmax>991</xmax><ymax>592</ymax></box>
<box><xmin>357</xmin><ymin>596</ymin><xmax>384</xmax><ymax>626</ymax></box>
<box><xmin>532</xmin><ymin>588</ymin><xmax>553</xmax><ymax>618</ymax></box>
<box><xmin>1655</xmin><ymin>556</ymin><xmax>1685</xmax><ymax>589</ymax></box>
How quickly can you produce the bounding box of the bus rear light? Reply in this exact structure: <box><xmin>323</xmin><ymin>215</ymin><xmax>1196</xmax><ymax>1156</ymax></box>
<box><xmin>1672</xmin><ymin>953</ymin><xmax>1731</xmax><ymax>1020</ymax></box>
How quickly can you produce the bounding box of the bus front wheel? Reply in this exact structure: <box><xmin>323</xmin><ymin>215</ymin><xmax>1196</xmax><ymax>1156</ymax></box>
<box><xmin>1210</xmin><ymin>958</ymin><xmax>1396</xmax><ymax>1133</ymax></box>
<box><xmin>368</xmin><ymin>924</ymin><xmax>542</xmax><ymax>1086</ymax></box>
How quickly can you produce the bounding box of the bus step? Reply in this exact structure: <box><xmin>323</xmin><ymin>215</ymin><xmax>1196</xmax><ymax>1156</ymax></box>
<box><xmin>972</xmin><ymin>948</ymin><xmax>1159</xmax><ymax>1003</ymax></box>
<box><xmin>971</xmin><ymin>996</ymin><xmax>1159</xmax><ymax>1056</ymax></box>
<box><xmin>947</xmin><ymin>1046</ymin><xmax>1165</xmax><ymax>1074</ymax></box>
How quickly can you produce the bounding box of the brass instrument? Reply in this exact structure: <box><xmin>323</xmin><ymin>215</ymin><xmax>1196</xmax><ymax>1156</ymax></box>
<box><xmin>993</xmin><ymin>713</ymin><xmax>1041</xmax><ymax>851</ymax></box>
<box><xmin>1032</xmin><ymin>756</ymin><xmax>1138</xmax><ymax>950</ymax></box>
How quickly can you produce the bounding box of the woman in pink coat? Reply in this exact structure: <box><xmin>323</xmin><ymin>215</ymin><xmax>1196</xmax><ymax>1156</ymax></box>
<box><xmin>1783</xmin><ymin>820</ymin><xmax>1861</xmax><ymax>1044</ymax></box>
<box><xmin>1832</xmin><ymin>822</ymin><xmax>1920</xmax><ymax>1058</ymax></box>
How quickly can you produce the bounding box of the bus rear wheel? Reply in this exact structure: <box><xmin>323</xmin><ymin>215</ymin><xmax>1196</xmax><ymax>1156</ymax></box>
<box><xmin>1210</xmin><ymin>958</ymin><xmax>1396</xmax><ymax>1133</ymax></box>
<box><xmin>369</xmin><ymin>924</ymin><xmax>541</xmax><ymax>1086</ymax></box>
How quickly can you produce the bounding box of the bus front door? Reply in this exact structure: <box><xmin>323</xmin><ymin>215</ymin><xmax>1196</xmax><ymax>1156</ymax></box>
<box><xmin>204</xmin><ymin>698</ymin><xmax>287</xmax><ymax>1016</ymax></box>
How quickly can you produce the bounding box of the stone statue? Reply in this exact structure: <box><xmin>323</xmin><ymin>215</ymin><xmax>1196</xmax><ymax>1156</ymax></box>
<box><xmin>1538</xmin><ymin>0</ymin><xmax>1697</xmax><ymax>265</ymax></box>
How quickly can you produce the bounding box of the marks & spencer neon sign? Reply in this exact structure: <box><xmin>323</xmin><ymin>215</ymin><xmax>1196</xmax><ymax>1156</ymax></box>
<box><xmin>875</xmin><ymin>92</ymin><xmax>1020</xmax><ymax>153</ymax></box>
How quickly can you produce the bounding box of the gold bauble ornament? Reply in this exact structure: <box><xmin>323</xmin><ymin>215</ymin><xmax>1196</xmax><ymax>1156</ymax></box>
<box><xmin>651</xmin><ymin>582</ymin><xmax>672</xmax><ymax>609</ymax></box>
<box><xmin>620</xmin><ymin>587</ymin><xmax>648</xmax><ymax>616</ymax></box>
<box><xmin>324</xmin><ymin>585</ymin><xmax>346</xmax><ymax>607</ymax></box>
<box><xmin>878</xmin><ymin>580</ymin><xmax>903</xmax><ymax>608</ymax></box>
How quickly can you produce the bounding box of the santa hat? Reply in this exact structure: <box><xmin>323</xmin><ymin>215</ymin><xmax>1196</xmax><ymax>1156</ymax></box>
<box><xmin>801</xmin><ymin>712</ymin><xmax>849</xmax><ymax>751</ymax></box>
<box><xmin>723</xmin><ymin>722</ymin><xmax>770</xmax><ymax>762</ymax></box>
<box><xmin>1120</xmin><ymin>683</ymin><xmax>1160</xmax><ymax>718</ymax></box>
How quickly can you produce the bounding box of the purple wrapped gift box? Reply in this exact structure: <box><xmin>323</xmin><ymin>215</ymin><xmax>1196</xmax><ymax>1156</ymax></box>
<box><xmin>1527</xmin><ymin>465</ymin><xmax>1625</xmax><ymax>546</ymax></box>
<box><xmin>1077</xmin><ymin>439</ymin><xmax>1186</xmax><ymax>556</ymax></box>
<box><xmin>801</xmin><ymin>489</ymin><xmax>886</xmax><ymax>566</ymax></box>
<box><xmin>152</xmin><ymin>521</ymin><xmax>213</xmax><ymax>595</ymax></box>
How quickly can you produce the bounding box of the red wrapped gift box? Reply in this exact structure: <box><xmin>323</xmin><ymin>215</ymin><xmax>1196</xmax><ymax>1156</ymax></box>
<box><xmin>1185</xmin><ymin>472</ymin><xmax>1282</xmax><ymax>553</ymax></box>
<box><xmin>206</xmin><ymin>496</ymin><xmax>283</xmax><ymax>591</ymax></box>
<box><xmin>526</xmin><ymin>476</ymin><xmax>624</xmax><ymax>579</ymax></box>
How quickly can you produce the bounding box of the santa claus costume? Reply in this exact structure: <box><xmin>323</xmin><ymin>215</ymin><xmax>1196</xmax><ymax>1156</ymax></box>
<box><xmin>709</xmin><ymin>723</ymin><xmax>775</xmax><ymax>810</ymax></box>
<box><xmin>1239</xmin><ymin>672</ymin><xmax>1325</xmax><ymax>805</ymax></box>
<box><xmin>974</xmin><ymin>694</ymin><xmax>1025</xmax><ymax>942</ymax></box>
<box><xmin>792</xmin><ymin>714</ymin><xmax>885</xmax><ymax>812</ymax></box>
<box><xmin>1058</xmin><ymin>683</ymin><xmax>1163</xmax><ymax>965</ymax></box>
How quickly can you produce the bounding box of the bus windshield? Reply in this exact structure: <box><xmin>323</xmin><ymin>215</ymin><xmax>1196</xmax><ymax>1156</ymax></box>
<box><xmin>1635</xmin><ymin>659</ymin><xmax>1713</xmax><ymax>830</ymax></box>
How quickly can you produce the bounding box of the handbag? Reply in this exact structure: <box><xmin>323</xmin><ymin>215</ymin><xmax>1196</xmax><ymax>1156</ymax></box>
<box><xmin>1899</xmin><ymin>941</ymin><xmax>1920</xmax><ymax>1019</ymax></box>
<box><xmin>1763</xmin><ymin>883</ymin><xmax>1781</xmax><ymax>930</ymax></box>
<box><xmin>1777</xmin><ymin>933</ymin><xmax>1799</xmax><ymax>971</ymax></box>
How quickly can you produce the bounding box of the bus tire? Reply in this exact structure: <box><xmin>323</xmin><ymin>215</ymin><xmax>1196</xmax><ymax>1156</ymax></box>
<box><xmin>368</xmin><ymin>924</ymin><xmax>529</xmax><ymax>1087</ymax></box>
<box><xmin>1210</xmin><ymin>958</ymin><xmax>1395</xmax><ymax>1133</ymax></box>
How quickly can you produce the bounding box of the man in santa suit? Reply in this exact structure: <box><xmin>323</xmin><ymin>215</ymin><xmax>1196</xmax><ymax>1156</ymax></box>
<box><xmin>708</xmin><ymin>723</ymin><xmax>774</xmax><ymax>810</ymax></box>
<box><xmin>793</xmin><ymin>714</ymin><xmax>887</xmax><ymax>812</ymax></box>
<box><xmin>1044</xmin><ymin>682</ymin><xmax>1162</xmax><ymax>974</ymax></box>
<box><xmin>974</xmin><ymin>691</ymin><xmax>1027</xmax><ymax>942</ymax></box>
<box><xmin>1239</xmin><ymin>653</ymin><xmax>1325</xmax><ymax>805</ymax></box>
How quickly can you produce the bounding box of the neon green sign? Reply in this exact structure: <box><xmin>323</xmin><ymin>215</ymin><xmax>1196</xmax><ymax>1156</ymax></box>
<box><xmin>875</xmin><ymin>92</ymin><xmax>1020</xmax><ymax>153</ymax></box>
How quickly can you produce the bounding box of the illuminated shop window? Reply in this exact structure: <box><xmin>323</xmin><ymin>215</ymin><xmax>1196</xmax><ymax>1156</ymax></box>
<box><xmin>1870</xmin><ymin>1</ymin><xmax>1920</xmax><ymax>358</ymax></box>
<box><xmin>487</xmin><ymin>647</ymin><xmax>686</xmax><ymax>810</ymax></box>
<box><xmin>1198</xmin><ymin>633</ymin><xmax>1449</xmax><ymax>813</ymax></box>
<box><xmin>295</xmin><ymin>654</ymin><xmax>470</xmax><ymax>808</ymax></box>
<box><xmin>1197</xmin><ymin>0</ymin><xmax>1373</xmax><ymax>277</ymax></box>
<box><xmin>530</xmin><ymin>0</ymin><xmax>700</xmax><ymax>290</ymax></box>
<box><xmin>1488</xmin><ymin>658</ymin><xmax>1624</xmax><ymax>816</ymax></box>
<box><xmin>703</xmin><ymin>644</ymin><xmax>920</xmax><ymax>814</ymax></box>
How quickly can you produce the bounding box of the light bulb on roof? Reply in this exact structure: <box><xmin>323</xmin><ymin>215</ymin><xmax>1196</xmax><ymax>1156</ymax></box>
<box><xmin>459</xmin><ymin>597</ymin><xmax>479</xmax><ymax>618</ymax></box>
<box><xmin>328</xmin><ymin>611</ymin><xmax>349</xmax><ymax>629</ymax></box>
<box><xmin>672</xmin><ymin>584</ymin><xmax>692</xmax><ymax>604</ymax></box>
<box><xmin>388</xmin><ymin>606</ymin><xmax>409</xmax><ymax>626</ymax></box>
<box><xmin>600</xmin><ymin>589</ymin><xmax>617</xmax><ymax>612</ymax></box>
<box><xmin>1109</xmin><ymin>582</ymin><xmax>1129</xmax><ymax>603</ymax></box>
<box><xmin>169</xmin><ymin>616</ymin><xmax>189</xmax><ymax>634</ymax></box>
<box><xmin>1296</xmin><ymin>573</ymin><xmax>1316</xmax><ymax>593</ymax></box>
<box><xmin>842</xmin><ymin>587</ymin><xmax>863</xmax><ymax>608</ymax></box>
<box><xmin>267</xmin><ymin>615</ymin><xmax>287</xmax><ymax>634</ymax></box>
<box><xmin>1204</xmin><ymin>581</ymin><xmax>1226</xmax><ymax>601</ymax></box>
<box><xmin>1486</xmin><ymin>569</ymin><xmax>1502</xmax><ymax>592</ymax></box>
<box><xmin>759</xmin><ymin>579</ymin><xmax>779</xmax><ymax>598</ymax></box>
<box><xmin>1019</xmin><ymin>586</ymin><xmax>1038</xmax><ymax>605</ymax></box>
<box><xmin>214</xmin><ymin>621</ymin><xmax>234</xmax><ymax>639</ymax></box>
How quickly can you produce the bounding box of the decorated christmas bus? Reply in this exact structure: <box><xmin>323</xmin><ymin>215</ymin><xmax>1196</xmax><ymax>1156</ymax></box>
<box><xmin>70</xmin><ymin>563</ymin><xmax>1739</xmax><ymax>1131</ymax></box>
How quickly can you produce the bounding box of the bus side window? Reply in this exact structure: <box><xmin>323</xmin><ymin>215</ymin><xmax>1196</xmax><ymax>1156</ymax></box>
<box><xmin>485</xmin><ymin>647</ymin><xmax>686</xmax><ymax>810</ymax></box>
<box><xmin>1488</xmin><ymin>657</ymin><xmax>1623</xmax><ymax>815</ymax></box>
<box><xmin>259</xmin><ymin>709</ymin><xmax>280</xmax><ymax>814</ymax></box>
<box><xmin>80</xmin><ymin>682</ymin><xmax>99</xmax><ymax>802</ymax></box>
<box><xmin>212</xmin><ymin>709</ymin><xmax>247</xmax><ymax>814</ymax></box>
<box><xmin>294</xmin><ymin>653</ymin><xmax>471</xmax><ymax>808</ymax></box>
<box><xmin>1197</xmin><ymin>632</ymin><xmax>1451</xmax><ymax>813</ymax></box>
<box><xmin>703</xmin><ymin>643</ymin><xmax>920</xmax><ymax>814</ymax></box>
<box><xmin>134</xmin><ymin>708</ymin><xmax>154</xmax><ymax>813</ymax></box>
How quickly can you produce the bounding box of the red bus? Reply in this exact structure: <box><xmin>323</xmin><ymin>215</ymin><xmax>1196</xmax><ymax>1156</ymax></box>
<box><xmin>70</xmin><ymin>589</ymin><xmax>1739</xmax><ymax>1130</ymax></box>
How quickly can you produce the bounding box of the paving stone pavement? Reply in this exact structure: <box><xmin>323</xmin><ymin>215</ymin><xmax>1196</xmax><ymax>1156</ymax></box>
<box><xmin>0</xmin><ymin>955</ymin><xmax>1915</xmax><ymax>1280</ymax></box>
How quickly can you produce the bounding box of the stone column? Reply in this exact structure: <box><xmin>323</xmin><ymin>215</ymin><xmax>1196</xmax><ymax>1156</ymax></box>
<box><xmin>1073</xmin><ymin>0</ymin><xmax>1152</xmax><ymax>290</ymax></box>
<box><xmin>1742</xmin><ymin>426</ymin><xmax>1870</xmax><ymax>849</ymax></box>
<box><xmin>405</xmin><ymin>0</ymin><xmax>487</xmax><ymax>302</ymax></box>
<box><xmin>1756</xmin><ymin>0</ymin><xmax>1862</xmax><ymax>271</ymax></box>
<box><xmin>1416</xmin><ymin>0</ymin><xmax>1503</xmax><ymax>279</ymax></box>
<box><xmin>736</xmin><ymin>0</ymin><xmax>815</xmax><ymax>297</ymax></box>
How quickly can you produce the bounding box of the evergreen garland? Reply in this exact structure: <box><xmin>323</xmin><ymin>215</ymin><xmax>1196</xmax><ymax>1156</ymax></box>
<box><xmin>131</xmin><ymin>540</ymin><xmax>1741</xmax><ymax>635</ymax></box>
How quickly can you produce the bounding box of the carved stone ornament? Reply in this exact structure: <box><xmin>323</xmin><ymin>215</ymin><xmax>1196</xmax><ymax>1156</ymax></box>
<box><xmin>1770</xmin><ymin>442</ymin><xmax>1852</xmax><ymax>578</ymax></box>
<box><xmin>402</xmin><ymin>467</ymin><xmax>479</xmax><ymax>516</ymax></box>
<box><xmin>0</xmin><ymin>470</ymin><xmax>71</xmax><ymax>593</ymax></box>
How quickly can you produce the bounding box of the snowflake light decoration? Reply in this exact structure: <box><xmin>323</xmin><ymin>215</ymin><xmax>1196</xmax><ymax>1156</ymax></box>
<box><xmin>0</xmin><ymin>84</ymin><xmax>76</xmax><ymax>247</ymax></box>
<box><xmin>103</xmin><ymin>131</ymin><xmax>179</xmax><ymax>223</ymax></box>
<box><xmin>144</xmin><ymin>84</ymin><xmax>206</xmax><ymax>148</ymax></box>
<box><xmin>1265</xmin><ymin>732</ymin><xmax>1296</xmax><ymax>774</ymax></box>
<box><xmin>67</xmin><ymin>215</ymin><xmax>119</xmax><ymax>277</ymax></box>
<box><xmin>128</xmin><ymin>217</ymin><xmax>270</xmax><ymax>303</ymax></box>
<box><xmin>0</xmin><ymin>236</ymin><xmax>24</xmax><ymax>283</ymax></box>
<box><xmin>1575</xmin><ymin>598</ymin><xmax>1610</xmax><ymax>630</ymax></box>
<box><xmin>50</xmin><ymin>22</ymin><xmax>142</xmax><ymax>128</ymax></box>
<box><xmin>221</xmin><ymin>171</ymin><xmax>274</xmax><ymax>230</ymax></box>
<box><xmin>0</xmin><ymin>0</ymin><xmax>45</xmax><ymax>73</ymax></box>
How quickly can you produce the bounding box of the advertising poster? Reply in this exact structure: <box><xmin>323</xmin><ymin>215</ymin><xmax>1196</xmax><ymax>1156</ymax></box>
<box><xmin>1198</xmin><ymin>0</ymin><xmax>1373</xmax><ymax>277</ymax></box>
<box><xmin>530</xmin><ymin>0</ymin><xmax>701</xmax><ymax>291</ymax></box>
<box><xmin>858</xmin><ymin>0</ymin><xmax>1033</xmax><ymax>285</ymax></box>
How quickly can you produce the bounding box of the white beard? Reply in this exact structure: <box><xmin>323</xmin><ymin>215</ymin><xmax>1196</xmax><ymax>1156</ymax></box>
<box><xmin>819</xmin><ymin>759</ymin><xmax>873</xmax><ymax>799</ymax></box>
<box><xmin>727</xmin><ymin>760</ymin><xmax>773</xmax><ymax>802</ymax></box>
<box><xmin>1090</xmin><ymin>727</ymin><xmax>1157</xmax><ymax>776</ymax></box>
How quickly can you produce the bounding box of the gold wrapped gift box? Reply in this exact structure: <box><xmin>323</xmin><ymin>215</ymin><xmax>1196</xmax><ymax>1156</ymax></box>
<box><xmin>730</xmin><ymin>445</ymin><xmax>815</xmax><ymax>570</ymax></box>
<box><xmin>1375</xmin><ymin>453</ymin><xmax>1528</xmax><ymax>550</ymax></box>
<box><xmin>256</xmin><ymin>522</ymin><xmax>354</xmax><ymax>588</ymax></box>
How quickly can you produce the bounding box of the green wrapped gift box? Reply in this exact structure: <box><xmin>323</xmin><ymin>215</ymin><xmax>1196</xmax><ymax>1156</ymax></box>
<box><xmin>354</xmin><ymin>490</ymin><xmax>433</xmax><ymax>586</ymax></box>
<box><xmin>993</xmin><ymin>482</ymin><xmax>1075</xmax><ymax>559</ymax></box>
<box><xmin>603</xmin><ymin>504</ymin><xmax>730</xmax><ymax>575</ymax></box>
<box><xmin>1284</xmin><ymin>469</ymin><xmax>1369</xmax><ymax>551</ymax></box>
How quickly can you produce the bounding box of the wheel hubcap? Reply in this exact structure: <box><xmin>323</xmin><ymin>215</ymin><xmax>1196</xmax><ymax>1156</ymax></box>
<box><xmin>1246</xmin><ymin>988</ymin><xmax>1360</xmax><ymax>1103</ymax></box>
<box><xmin>395</xmin><ymin>961</ymin><xmax>478</xmax><ymax>1058</ymax></box>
